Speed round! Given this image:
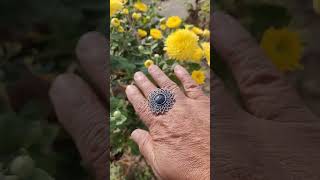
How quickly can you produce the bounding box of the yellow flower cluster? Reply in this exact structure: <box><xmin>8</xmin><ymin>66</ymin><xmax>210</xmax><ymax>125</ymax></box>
<box><xmin>111</xmin><ymin>1</ymin><xmax>210</xmax><ymax>84</ymax></box>
<box><xmin>261</xmin><ymin>27</ymin><xmax>302</xmax><ymax>71</ymax></box>
<box><xmin>165</xmin><ymin>28</ymin><xmax>210</xmax><ymax>64</ymax></box>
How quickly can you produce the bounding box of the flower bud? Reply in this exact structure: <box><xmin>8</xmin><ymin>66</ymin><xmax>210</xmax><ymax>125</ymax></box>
<box><xmin>138</xmin><ymin>46</ymin><xmax>144</xmax><ymax>51</ymax></box>
<box><xmin>113</xmin><ymin>111</ymin><xmax>122</xmax><ymax>119</ymax></box>
<box><xmin>10</xmin><ymin>155</ymin><xmax>35</xmax><ymax>178</ymax></box>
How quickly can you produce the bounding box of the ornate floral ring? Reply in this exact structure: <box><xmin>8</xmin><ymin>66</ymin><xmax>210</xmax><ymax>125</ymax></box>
<box><xmin>148</xmin><ymin>88</ymin><xmax>175</xmax><ymax>115</ymax></box>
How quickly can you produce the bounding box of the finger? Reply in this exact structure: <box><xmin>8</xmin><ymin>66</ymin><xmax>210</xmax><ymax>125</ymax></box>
<box><xmin>126</xmin><ymin>85</ymin><xmax>153</xmax><ymax>126</ymax></box>
<box><xmin>148</xmin><ymin>65</ymin><xmax>182</xmax><ymax>96</ymax></box>
<box><xmin>134</xmin><ymin>71</ymin><xmax>157</xmax><ymax>97</ymax></box>
<box><xmin>131</xmin><ymin>129</ymin><xmax>155</xmax><ymax>168</ymax></box>
<box><xmin>49</xmin><ymin>74</ymin><xmax>107</xmax><ymax>180</ymax></box>
<box><xmin>212</xmin><ymin>12</ymin><xmax>308</xmax><ymax>121</ymax></box>
<box><xmin>76</xmin><ymin>32</ymin><xmax>108</xmax><ymax>100</ymax></box>
<box><xmin>174</xmin><ymin>64</ymin><xmax>204</xmax><ymax>99</ymax></box>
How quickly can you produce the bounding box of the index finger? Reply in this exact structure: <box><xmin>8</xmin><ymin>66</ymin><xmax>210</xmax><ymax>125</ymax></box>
<box><xmin>148</xmin><ymin>65</ymin><xmax>183</xmax><ymax>97</ymax></box>
<box><xmin>76</xmin><ymin>32</ymin><xmax>108</xmax><ymax>101</ymax></box>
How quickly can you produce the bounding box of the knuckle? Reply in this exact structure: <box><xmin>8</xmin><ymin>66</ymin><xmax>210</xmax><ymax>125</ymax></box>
<box><xmin>184</xmin><ymin>81</ymin><xmax>200</xmax><ymax>91</ymax></box>
<box><xmin>136</xmin><ymin>101</ymin><xmax>149</xmax><ymax>115</ymax></box>
<box><xmin>162</xmin><ymin>81</ymin><xmax>179</xmax><ymax>92</ymax></box>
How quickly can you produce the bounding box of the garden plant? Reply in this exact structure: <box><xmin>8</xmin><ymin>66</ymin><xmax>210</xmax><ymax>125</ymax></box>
<box><xmin>110</xmin><ymin>0</ymin><xmax>210</xmax><ymax>179</ymax></box>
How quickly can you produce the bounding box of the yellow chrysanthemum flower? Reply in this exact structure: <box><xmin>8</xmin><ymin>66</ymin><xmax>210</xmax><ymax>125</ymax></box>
<box><xmin>118</xmin><ymin>26</ymin><xmax>125</xmax><ymax>32</ymax></box>
<box><xmin>201</xmin><ymin>42</ymin><xmax>210</xmax><ymax>65</ymax></box>
<box><xmin>192</xmin><ymin>27</ymin><xmax>204</xmax><ymax>36</ymax></box>
<box><xmin>111</xmin><ymin>18</ymin><xmax>120</xmax><ymax>27</ymax></box>
<box><xmin>144</xmin><ymin>59</ymin><xmax>154</xmax><ymax>68</ymax></box>
<box><xmin>165</xmin><ymin>29</ymin><xmax>199</xmax><ymax>61</ymax></box>
<box><xmin>191</xmin><ymin>70</ymin><xmax>206</xmax><ymax>85</ymax></box>
<box><xmin>160</xmin><ymin>24</ymin><xmax>167</xmax><ymax>30</ymax></box>
<box><xmin>261</xmin><ymin>27</ymin><xmax>303</xmax><ymax>71</ymax></box>
<box><xmin>203</xmin><ymin>29</ymin><xmax>210</xmax><ymax>38</ymax></box>
<box><xmin>150</xmin><ymin>29</ymin><xmax>163</xmax><ymax>40</ymax></box>
<box><xmin>138</xmin><ymin>29</ymin><xmax>147</xmax><ymax>38</ymax></box>
<box><xmin>132</xmin><ymin>13</ymin><xmax>142</xmax><ymax>20</ymax></box>
<box><xmin>314</xmin><ymin>0</ymin><xmax>320</xmax><ymax>14</ymax></box>
<box><xmin>110</xmin><ymin>0</ymin><xmax>123</xmax><ymax>17</ymax></box>
<box><xmin>166</xmin><ymin>16</ymin><xmax>182</xmax><ymax>28</ymax></box>
<box><xmin>191</xmin><ymin>47</ymin><xmax>204</xmax><ymax>63</ymax></box>
<box><xmin>134</xmin><ymin>2</ymin><xmax>148</xmax><ymax>12</ymax></box>
<box><xmin>122</xmin><ymin>8</ymin><xmax>129</xmax><ymax>15</ymax></box>
<box><xmin>184</xmin><ymin>24</ymin><xmax>193</xmax><ymax>30</ymax></box>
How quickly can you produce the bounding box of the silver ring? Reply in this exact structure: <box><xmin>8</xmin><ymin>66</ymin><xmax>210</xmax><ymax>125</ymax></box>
<box><xmin>148</xmin><ymin>88</ymin><xmax>175</xmax><ymax>115</ymax></box>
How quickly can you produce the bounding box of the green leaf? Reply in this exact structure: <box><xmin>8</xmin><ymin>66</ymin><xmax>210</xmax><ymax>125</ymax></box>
<box><xmin>111</xmin><ymin>56</ymin><xmax>136</xmax><ymax>73</ymax></box>
<box><xmin>248</xmin><ymin>3</ymin><xmax>291</xmax><ymax>38</ymax></box>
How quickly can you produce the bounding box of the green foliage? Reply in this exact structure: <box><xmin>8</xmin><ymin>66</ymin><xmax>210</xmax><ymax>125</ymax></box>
<box><xmin>0</xmin><ymin>102</ymin><xmax>58</xmax><ymax>179</ymax></box>
<box><xmin>246</xmin><ymin>3</ymin><xmax>291</xmax><ymax>38</ymax></box>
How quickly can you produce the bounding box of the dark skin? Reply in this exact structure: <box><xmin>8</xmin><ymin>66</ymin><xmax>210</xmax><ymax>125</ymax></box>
<box><xmin>49</xmin><ymin>12</ymin><xmax>320</xmax><ymax>179</ymax></box>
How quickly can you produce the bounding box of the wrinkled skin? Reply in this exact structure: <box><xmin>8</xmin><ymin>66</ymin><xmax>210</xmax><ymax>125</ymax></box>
<box><xmin>213</xmin><ymin>12</ymin><xmax>320</xmax><ymax>180</ymax></box>
<box><xmin>126</xmin><ymin>64</ymin><xmax>210</xmax><ymax>180</ymax></box>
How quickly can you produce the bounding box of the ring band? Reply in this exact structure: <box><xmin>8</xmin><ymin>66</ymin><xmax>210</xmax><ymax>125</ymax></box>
<box><xmin>148</xmin><ymin>88</ymin><xmax>175</xmax><ymax>115</ymax></box>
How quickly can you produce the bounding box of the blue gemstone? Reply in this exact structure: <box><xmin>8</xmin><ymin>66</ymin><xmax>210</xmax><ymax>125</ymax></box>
<box><xmin>155</xmin><ymin>94</ymin><xmax>165</xmax><ymax>105</ymax></box>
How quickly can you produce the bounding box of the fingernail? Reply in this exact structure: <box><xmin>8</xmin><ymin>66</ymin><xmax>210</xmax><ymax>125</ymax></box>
<box><xmin>126</xmin><ymin>85</ymin><xmax>134</xmax><ymax>93</ymax></box>
<box><xmin>174</xmin><ymin>64</ymin><xmax>184</xmax><ymax>74</ymax></box>
<box><xmin>148</xmin><ymin>64</ymin><xmax>157</xmax><ymax>72</ymax></box>
<box><xmin>131</xmin><ymin>129</ymin><xmax>141</xmax><ymax>142</ymax></box>
<box><xmin>134</xmin><ymin>71</ymin><xmax>144</xmax><ymax>80</ymax></box>
<box><xmin>126</xmin><ymin>85</ymin><xmax>138</xmax><ymax>95</ymax></box>
<box><xmin>50</xmin><ymin>74</ymin><xmax>79</xmax><ymax>98</ymax></box>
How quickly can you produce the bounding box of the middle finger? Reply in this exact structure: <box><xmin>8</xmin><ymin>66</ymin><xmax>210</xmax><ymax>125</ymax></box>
<box><xmin>134</xmin><ymin>71</ymin><xmax>157</xmax><ymax>97</ymax></box>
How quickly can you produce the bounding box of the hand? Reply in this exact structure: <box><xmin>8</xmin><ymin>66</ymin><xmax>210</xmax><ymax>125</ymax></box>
<box><xmin>126</xmin><ymin>65</ymin><xmax>210</xmax><ymax>180</ymax></box>
<box><xmin>213</xmin><ymin>12</ymin><xmax>320</xmax><ymax>179</ymax></box>
<box><xmin>49</xmin><ymin>32</ymin><xmax>108</xmax><ymax>180</ymax></box>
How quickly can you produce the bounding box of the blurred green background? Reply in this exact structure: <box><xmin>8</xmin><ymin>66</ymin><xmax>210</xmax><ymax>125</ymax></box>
<box><xmin>0</xmin><ymin>0</ymin><xmax>106</xmax><ymax>179</ymax></box>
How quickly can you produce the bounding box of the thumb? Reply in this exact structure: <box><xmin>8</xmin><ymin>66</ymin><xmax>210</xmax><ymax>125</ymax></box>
<box><xmin>131</xmin><ymin>129</ymin><xmax>155</xmax><ymax>165</ymax></box>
